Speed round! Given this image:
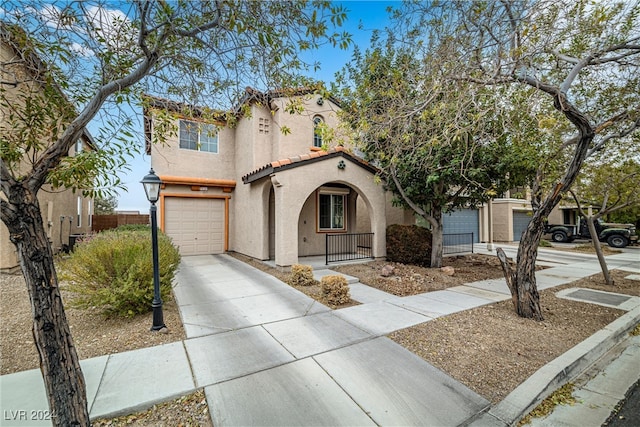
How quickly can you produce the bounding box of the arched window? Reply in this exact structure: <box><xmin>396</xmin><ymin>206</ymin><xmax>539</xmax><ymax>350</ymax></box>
<box><xmin>313</xmin><ymin>116</ymin><xmax>324</xmax><ymax>148</ymax></box>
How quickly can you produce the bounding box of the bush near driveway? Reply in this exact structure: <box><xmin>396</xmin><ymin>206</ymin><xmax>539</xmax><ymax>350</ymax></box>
<box><xmin>60</xmin><ymin>225</ymin><xmax>181</xmax><ymax>317</ymax></box>
<box><xmin>321</xmin><ymin>275</ymin><xmax>350</xmax><ymax>305</ymax></box>
<box><xmin>287</xmin><ymin>264</ymin><xmax>317</xmax><ymax>287</ymax></box>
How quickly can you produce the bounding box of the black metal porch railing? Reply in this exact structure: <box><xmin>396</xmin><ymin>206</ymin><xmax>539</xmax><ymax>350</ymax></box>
<box><xmin>326</xmin><ymin>233</ymin><xmax>374</xmax><ymax>265</ymax></box>
<box><xmin>443</xmin><ymin>233</ymin><xmax>474</xmax><ymax>255</ymax></box>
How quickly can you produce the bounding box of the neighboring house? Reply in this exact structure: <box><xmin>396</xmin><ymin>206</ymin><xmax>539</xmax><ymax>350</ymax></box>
<box><xmin>440</xmin><ymin>188</ymin><xmax>534</xmax><ymax>245</ymax></box>
<box><xmin>144</xmin><ymin>89</ymin><xmax>413</xmax><ymax>267</ymax></box>
<box><xmin>0</xmin><ymin>24</ymin><xmax>94</xmax><ymax>272</ymax></box>
<box><xmin>489</xmin><ymin>187</ymin><xmax>535</xmax><ymax>242</ymax></box>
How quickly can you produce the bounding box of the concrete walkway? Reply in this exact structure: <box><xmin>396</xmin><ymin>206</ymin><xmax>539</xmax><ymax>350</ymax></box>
<box><xmin>1</xmin><ymin>250</ymin><xmax>638</xmax><ymax>426</ymax></box>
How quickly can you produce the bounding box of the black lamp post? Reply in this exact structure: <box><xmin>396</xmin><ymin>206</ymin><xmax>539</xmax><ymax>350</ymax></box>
<box><xmin>141</xmin><ymin>168</ymin><xmax>166</xmax><ymax>331</ymax></box>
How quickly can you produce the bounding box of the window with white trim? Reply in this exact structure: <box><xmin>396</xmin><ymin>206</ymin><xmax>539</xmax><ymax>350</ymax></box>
<box><xmin>318</xmin><ymin>193</ymin><xmax>345</xmax><ymax>231</ymax></box>
<box><xmin>77</xmin><ymin>197</ymin><xmax>82</xmax><ymax>227</ymax></box>
<box><xmin>179</xmin><ymin>120</ymin><xmax>218</xmax><ymax>153</ymax></box>
<box><xmin>74</xmin><ymin>139</ymin><xmax>83</xmax><ymax>155</ymax></box>
<box><xmin>87</xmin><ymin>199</ymin><xmax>92</xmax><ymax>227</ymax></box>
<box><xmin>313</xmin><ymin>116</ymin><xmax>323</xmax><ymax>147</ymax></box>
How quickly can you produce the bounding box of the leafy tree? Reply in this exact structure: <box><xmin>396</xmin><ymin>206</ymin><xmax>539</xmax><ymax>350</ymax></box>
<box><xmin>384</xmin><ymin>0</ymin><xmax>640</xmax><ymax>319</ymax></box>
<box><xmin>569</xmin><ymin>160</ymin><xmax>640</xmax><ymax>284</ymax></box>
<box><xmin>336</xmin><ymin>42</ymin><xmax>536</xmax><ymax>267</ymax></box>
<box><xmin>0</xmin><ymin>2</ymin><xmax>349</xmax><ymax>425</ymax></box>
<box><xmin>94</xmin><ymin>194</ymin><xmax>118</xmax><ymax>215</ymax></box>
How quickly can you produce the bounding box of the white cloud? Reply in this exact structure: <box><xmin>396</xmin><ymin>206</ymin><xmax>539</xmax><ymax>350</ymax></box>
<box><xmin>84</xmin><ymin>5</ymin><xmax>135</xmax><ymax>52</ymax></box>
<box><xmin>71</xmin><ymin>41</ymin><xmax>95</xmax><ymax>57</ymax></box>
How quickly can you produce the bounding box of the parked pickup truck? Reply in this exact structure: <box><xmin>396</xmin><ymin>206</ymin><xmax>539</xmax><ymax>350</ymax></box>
<box><xmin>544</xmin><ymin>218</ymin><xmax>638</xmax><ymax>248</ymax></box>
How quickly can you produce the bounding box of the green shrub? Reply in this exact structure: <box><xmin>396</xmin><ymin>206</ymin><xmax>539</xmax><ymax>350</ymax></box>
<box><xmin>386</xmin><ymin>224</ymin><xmax>432</xmax><ymax>267</ymax></box>
<box><xmin>321</xmin><ymin>275</ymin><xmax>350</xmax><ymax>305</ymax></box>
<box><xmin>60</xmin><ymin>226</ymin><xmax>181</xmax><ymax>317</ymax></box>
<box><xmin>114</xmin><ymin>224</ymin><xmax>150</xmax><ymax>232</ymax></box>
<box><xmin>539</xmin><ymin>239</ymin><xmax>552</xmax><ymax>247</ymax></box>
<box><xmin>287</xmin><ymin>264</ymin><xmax>317</xmax><ymax>287</ymax></box>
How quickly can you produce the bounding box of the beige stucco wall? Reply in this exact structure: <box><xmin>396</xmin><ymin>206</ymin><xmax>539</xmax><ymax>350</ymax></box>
<box><xmin>297</xmin><ymin>192</ymin><xmax>320</xmax><ymax>257</ymax></box>
<box><xmin>548</xmin><ymin>208</ymin><xmax>564</xmax><ymax>225</ymax></box>
<box><xmin>490</xmin><ymin>198</ymin><xmax>533</xmax><ymax>242</ymax></box>
<box><xmin>1</xmin><ymin>40</ymin><xmax>93</xmax><ymax>271</ymax></box>
<box><xmin>149</xmin><ymin>115</ymin><xmax>236</xmax><ymax>181</ymax></box>
<box><xmin>1</xmin><ymin>187</ymin><xmax>93</xmax><ymax>271</ymax></box>
<box><xmin>228</xmin><ymin>177</ymin><xmax>270</xmax><ymax>259</ymax></box>
<box><xmin>270</xmin><ymin>95</ymin><xmax>345</xmax><ymax>161</ymax></box>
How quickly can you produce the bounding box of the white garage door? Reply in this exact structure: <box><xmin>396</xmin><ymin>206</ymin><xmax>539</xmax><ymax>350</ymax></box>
<box><xmin>164</xmin><ymin>198</ymin><xmax>225</xmax><ymax>256</ymax></box>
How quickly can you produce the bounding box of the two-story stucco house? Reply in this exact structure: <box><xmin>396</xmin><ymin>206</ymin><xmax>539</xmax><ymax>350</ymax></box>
<box><xmin>144</xmin><ymin>89</ymin><xmax>415</xmax><ymax>267</ymax></box>
<box><xmin>0</xmin><ymin>24</ymin><xmax>94</xmax><ymax>272</ymax></box>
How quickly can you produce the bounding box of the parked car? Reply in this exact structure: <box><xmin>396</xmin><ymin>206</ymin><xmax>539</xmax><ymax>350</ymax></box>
<box><xmin>544</xmin><ymin>218</ymin><xmax>638</xmax><ymax>248</ymax></box>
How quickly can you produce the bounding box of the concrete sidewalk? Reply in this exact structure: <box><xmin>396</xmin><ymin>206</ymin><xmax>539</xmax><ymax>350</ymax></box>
<box><xmin>1</xmin><ymin>250</ymin><xmax>639</xmax><ymax>426</ymax></box>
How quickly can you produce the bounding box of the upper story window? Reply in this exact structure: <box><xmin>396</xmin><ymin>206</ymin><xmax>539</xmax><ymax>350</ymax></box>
<box><xmin>74</xmin><ymin>139</ymin><xmax>83</xmax><ymax>155</ymax></box>
<box><xmin>179</xmin><ymin>120</ymin><xmax>218</xmax><ymax>153</ymax></box>
<box><xmin>313</xmin><ymin>116</ymin><xmax>324</xmax><ymax>148</ymax></box>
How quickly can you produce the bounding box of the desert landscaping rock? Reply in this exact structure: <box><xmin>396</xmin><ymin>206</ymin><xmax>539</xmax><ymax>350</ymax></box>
<box><xmin>2</xmin><ymin>254</ymin><xmax>639</xmax><ymax>426</ymax></box>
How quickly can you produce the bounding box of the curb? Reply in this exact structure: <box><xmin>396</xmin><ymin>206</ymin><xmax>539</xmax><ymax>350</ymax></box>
<box><xmin>470</xmin><ymin>305</ymin><xmax>640</xmax><ymax>426</ymax></box>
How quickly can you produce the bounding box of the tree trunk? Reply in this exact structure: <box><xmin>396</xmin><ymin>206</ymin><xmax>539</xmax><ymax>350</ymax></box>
<box><xmin>512</xmin><ymin>216</ymin><xmax>544</xmax><ymax>321</ymax></box>
<box><xmin>506</xmin><ymin>91</ymin><xmax>595</xmax><ymax>321</ymax></box>
<box><xmin>586</xmin><ymin>217</ymin><xmax>614</xmax><ymax>285</ymax></box>
<box><xmin>3</xmin><ymin>184</ymin><xmax>90</xmax><ymax>426</ymax></box>
<box><xmin>430</xmin><ymin>206</ymin><xmax>444</xmax><ymax>268</ymax></box>
<box><xmin>498</xmin><ymin>209</ymin><xmax>546</xmax><ymax>320</ymax></box>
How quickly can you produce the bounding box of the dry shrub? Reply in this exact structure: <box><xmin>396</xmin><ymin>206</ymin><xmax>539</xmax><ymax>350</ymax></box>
<box><xmin>287</xmin><ymin>264</ymin><xmax>316</xmax><ymax>287</ymax></box>
<box><xmin>60</xmin><ymin>226</ymin><xmax>181</xmax><ymax>317</ymax></box>
<box><xmin>321</xmin><ymin>275</ymin><xmax>350</xmax><ymax>305</ymax></box>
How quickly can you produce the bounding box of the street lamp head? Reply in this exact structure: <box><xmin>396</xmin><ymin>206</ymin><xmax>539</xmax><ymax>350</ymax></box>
<box><xmin>141</xmin><ymin>168</ymin><xmax>162</xmax><ymax>204</ymax></box>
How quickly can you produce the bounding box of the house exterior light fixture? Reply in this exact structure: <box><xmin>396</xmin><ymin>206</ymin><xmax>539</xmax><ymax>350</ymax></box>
<box><xmin>140</xmin><ymin>168</ymin><xmax>166</xmax><ymax>331</ymax></box>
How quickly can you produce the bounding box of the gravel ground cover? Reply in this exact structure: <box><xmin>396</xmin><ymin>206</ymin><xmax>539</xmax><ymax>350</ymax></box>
<box><xmin>1</xmin><ymin>251</ymin><xmax>637</xmax><ymax>425</ymax></box>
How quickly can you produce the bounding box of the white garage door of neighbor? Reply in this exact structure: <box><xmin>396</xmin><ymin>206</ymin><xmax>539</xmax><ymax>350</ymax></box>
<box><xmin>165</xmin><ymin>198</ymin><xmax>225</xmax><ymax>256</ymax></box>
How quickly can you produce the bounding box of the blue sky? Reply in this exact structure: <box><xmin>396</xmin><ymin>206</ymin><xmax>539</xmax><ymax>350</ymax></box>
<box><xmin>110</xmin><ymin>1</ymin><xmax>399</xmax><ymax>212</ymax></box>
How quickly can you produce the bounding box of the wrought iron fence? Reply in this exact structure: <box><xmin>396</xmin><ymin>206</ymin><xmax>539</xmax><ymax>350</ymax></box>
<box><xmin>443</xmin><ymin>233</ymin><xmax>474</xmax><ymax>255</ymax></box>
<box><xmin>326</xmin><ymin>233</ymin><xmax>374</xmax><ymax>265</ymax></box>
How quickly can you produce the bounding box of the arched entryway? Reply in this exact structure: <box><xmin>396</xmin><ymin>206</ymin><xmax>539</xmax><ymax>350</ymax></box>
<box><xmin>267</xmin><ymin>181</ymin><xmax>373</xmax><ymax>263</ymax></box>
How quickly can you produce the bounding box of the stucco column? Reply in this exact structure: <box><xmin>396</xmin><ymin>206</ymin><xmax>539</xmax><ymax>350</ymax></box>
<box><xmin>370</xmin><ymin>190</ymin><xmax>387</xmax><ymax>259</ymax></box>
<box><xmin>487</xmin><ymin>200</ymin><xmax>494</xmax><ymax>251</ymax></box>
<box><xmin>272</xmin><ymin>177</ymin><xmax>299</xmax><ymax>267</ymax></box>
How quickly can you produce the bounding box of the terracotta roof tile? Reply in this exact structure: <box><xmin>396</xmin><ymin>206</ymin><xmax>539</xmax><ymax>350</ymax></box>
<box><xmin>242</xmin><ymin>146</ymin><xmax>379</xmax><ymax>184</ymax></box>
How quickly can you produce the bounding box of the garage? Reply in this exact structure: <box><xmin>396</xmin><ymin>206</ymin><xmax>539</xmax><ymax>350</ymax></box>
<box><xmin>513</xmin><ymin>211</ymin><xmax>532</xmax><ymax>241</ymax></box>
<box><xmin>164</xmin><ymin>197</ymin><xmax>225</xmax><ymax>256</ymax></box>
<box><xmin>443</xmin><ymin>208</ymin><xmax>479</xmax><ymax>243</ymax></box>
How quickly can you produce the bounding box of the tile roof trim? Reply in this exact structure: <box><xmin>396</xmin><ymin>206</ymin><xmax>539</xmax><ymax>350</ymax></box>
<box><xmin>242</xmin><ymin>147</ymin><xmax>379</xmax><ymax>184</ymax></box>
